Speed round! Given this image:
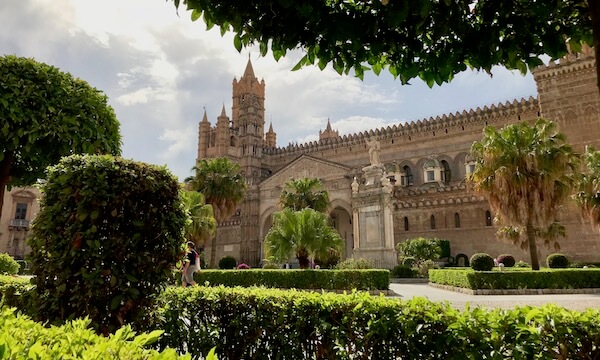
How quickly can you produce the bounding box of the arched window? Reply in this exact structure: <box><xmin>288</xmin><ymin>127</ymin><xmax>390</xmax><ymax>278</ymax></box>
<box><xmin>485</xmin><ymin>210</ymin><xmax>492</xmax><ymax>226</ymax></box>
<box><xmin>403</xmin><ymin>217</ymin><xmax>409</xmax><ymax>231</ymax></box>
<box><xmin>403</xmin><ymin>165</ymin><xmax>413</xmax><ymax>186</ymax></box>
<box><xmin>454</xmin><ymin>212</ymin><xmax>461</xmax><ymax>228</ymax></box>
<box><xmin>430</xmin><ymin>215</ymin><xmax>436</xmax><ymax>230</ymax></box>
<box><xmin>441</xmin><ymin>160</ymin><xmax>451</xmax><ymax>184</ymax></box>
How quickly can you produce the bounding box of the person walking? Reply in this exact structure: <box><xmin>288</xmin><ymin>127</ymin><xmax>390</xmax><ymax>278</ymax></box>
<box><xmin>182</xmin><ymin>241</ymin><xmax>199</xmax><ymax>287</ymax></box>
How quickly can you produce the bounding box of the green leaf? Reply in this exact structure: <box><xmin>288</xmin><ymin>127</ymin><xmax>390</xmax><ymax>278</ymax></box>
<box><xmin>191</xmin><ymin>9</ymin><xmax>202</xmax><ymax>22</ymax></box>
<box><xmin>110</xmin><ymin>295</ymin><xmax>122</xmax><ymax>310</ymax></box>
<box><xmin>233</xmin><ymin>34</ymin><xmax>243</xmax><ymax>52</ymax></box>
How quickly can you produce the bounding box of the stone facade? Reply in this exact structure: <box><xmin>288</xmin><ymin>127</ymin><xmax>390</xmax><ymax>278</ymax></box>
<box><xmin>198</xmin><ymin>52</ymin><xmax>600</xmax><ymax>267</ymax></box>
<box><xmin>0</xmin><ymin>187</ymin><xmax>40</xmax><ymax>259</ymax></box>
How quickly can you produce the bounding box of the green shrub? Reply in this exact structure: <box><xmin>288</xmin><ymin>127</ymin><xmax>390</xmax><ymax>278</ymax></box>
<box><xmin>0</xmin><ymin>307</ymin><xmax>190</xmax><ymax>359</ymax></box>
<box><xmin>435</xmin><ymin>239</ymin><xmax>451</xmax><ymax>259</ymax></box>
<box><xmin>470</xmin><ymin>253</ymin><xmax>494</xmax><ymax>271</ymax></box>
<box><xmin>150</xmin><ymin>286</ymin><xmax>600</xmax><ymax>359</ymax></box>
<box><xmin>28</xmin><ymin>155</ymin><xmax>187</xmax><ymax>334</ymax></box>
<box><xmin>497</xmin><ymin>254</ymin><xmax>515</xmax><ymax>267</ymax></box>
<box><xmin>0</xmin><ymin>253</ymin><xmax>19</xmax><ymax>275</ymax></box>
<box><xmin>219</xmin><ymin>256</ymin><xmax>237</xmax><ymax>269</ymax></box>
<box><xmin>315</xmin><ymin>248</ymin><xmax>340</xmax><ymax>269</ymax></box>
<box><xmin>15</xmin><ymin>260</ymin><xmax>30</xmax><ymax>275</ymax></box>
<box><xmin>417</xmin><ymin>259</ymin><xmax>439</xmax><ymax>278</ymax></box>
<box><xmin>261</xmin><ymin>260</ymin><xmax>280</xmax><ymax>269</ymax></box>
<box><xmin>398</xmin><ymin>256</ymin><xmax>416</xmax><ymax>267</ymax></box>
<box><xmin>396</xmin><ymin>237</ymin><xmax>442</xmax><ymax>264</ymax></box>
<box><xmin>514</xmin><ymin>260</ymin><xmax>530</xmax><ymax>268</ymax></box>
<box><xmin>547</xmin><ymin>253</ymin><xmax>569</xmax><ymax>268</ymax></box>
<box><xmin>391</xmin><ymin>265</ymin><xmax>417</xmax><ymax>278</ymax></box>
<box><xmin>430</xmin><ymin>268</ymin><xmax>600</xmax><ymax>290</ymax></box>
<box><xmin>0</xmin><ymin>275</ymin><xmax>36</xmax><ymax>317</ymax></box>
<box><xmin>335</xmin><ymin>258</ymin><xmax>374</xmax><ymax>269</ymax></box>
<box><xmin>194</xmin><ymin>269</ymin><xmax>389</xmax><ymax>290</ymax></box>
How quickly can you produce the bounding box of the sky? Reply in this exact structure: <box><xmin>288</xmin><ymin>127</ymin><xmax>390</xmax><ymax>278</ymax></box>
<box><xmin>0</xmin><ymin>0</ymin><xmax>539</xmax><ymax>181</ymax></box>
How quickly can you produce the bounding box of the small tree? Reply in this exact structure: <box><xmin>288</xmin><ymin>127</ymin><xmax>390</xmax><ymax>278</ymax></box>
<box><xmin>29</xmin><ymin>155</ymin><xmax>187</xmax><ymax>334</ymax></box>
<box><xmin>470</xmin><ymin>119</ymin><xmax>577</xmax><ymax>270</ymax></box>
<box><xmin>279</xmin><ymin>177</ymin><xmax>331</xmax><ymax>266</ymax></box>
<box><xmin>265</xmin><ymin>208</ymin><xmax>343</xmax><ymax>269</ymax></box>
<box><xmin>396</xmin><ymin>237</ymin><xmax>442</xmax><ymax>266</ymax></box>
<box><xmin>0</xmin><ymin>55</ymin><xmax>121</xmax><ymax>225</ymax></box>
<box><xmin>181</xmin><ymin>190</ymin><xmax>216</xmax><ymax>249</ymax></box>
<box><xmin>574</xmin><ymin>146</ymin><xmax>600</xmax><ymax>231</ymax></box>
<box><xmin>185</xmin><ymin>157</ymin><xmax>246</xmax><ymax>268</ymax></box>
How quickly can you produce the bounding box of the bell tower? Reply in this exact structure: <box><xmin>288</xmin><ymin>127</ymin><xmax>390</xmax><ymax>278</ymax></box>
<box><xmin>232</xmin><ymin>57</ymin><xmax>266</xmax><ymax>183</ymax></box>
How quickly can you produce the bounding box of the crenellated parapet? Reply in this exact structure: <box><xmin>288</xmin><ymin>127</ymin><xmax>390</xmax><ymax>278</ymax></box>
<box><xmin>263</xmin><ymin>96</ymin><xmax>539</xmax><ymax>159</ymax></box>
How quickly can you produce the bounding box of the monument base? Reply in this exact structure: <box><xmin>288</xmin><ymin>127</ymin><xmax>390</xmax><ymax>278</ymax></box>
<box><xmin>353</xmin><ymin>248</ymin><xmax>397</xmax><ymax>269</ymax></box>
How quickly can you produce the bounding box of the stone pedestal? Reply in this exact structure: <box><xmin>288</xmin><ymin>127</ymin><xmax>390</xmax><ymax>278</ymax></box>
<box><xmin>361</xmin><ymin>164</ymin><xmax>385</xmax><ymax>187</ymax></box>
<box><xmin>351</xmin><ymin>167</ymin><xmax>397</xmax><ymax>269</ymax></box>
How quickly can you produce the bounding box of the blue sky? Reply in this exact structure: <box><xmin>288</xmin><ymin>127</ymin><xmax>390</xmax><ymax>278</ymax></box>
<box><xmin>0</xmin><ymin>0</ymin><xmax>538</xmax><ymax>180</ymax></box>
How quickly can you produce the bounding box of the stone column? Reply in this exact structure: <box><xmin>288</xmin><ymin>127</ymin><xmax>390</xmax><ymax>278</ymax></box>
<box><xmin>351</xmin><ymin>165</ymin><xmax>397</xmax><ymax>269</ymax></box>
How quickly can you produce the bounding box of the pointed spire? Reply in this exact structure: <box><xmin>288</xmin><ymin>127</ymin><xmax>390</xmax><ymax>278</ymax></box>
<box><xmin>220</xmin><ymin>103</ymin><xmax>227</xmax><ymax>117</ymax></box>
<box><xmin>325</xmin><ymin>118</ymin><xmax>332</xmax><ymax>131</ymax></box>
<box><xmin>243</xmin><ymin>57</ymin><xmax>255</xmax><ymax>79</ymax></box>
<box><xmin>268</xmin><ymin>122</ymin><xmax>274</xmax><ymax>133</ymax></box>
<box><xmin>201</xmin><ymin>108</ymin><xmax>209</xmax><ymax>123</ymax></box>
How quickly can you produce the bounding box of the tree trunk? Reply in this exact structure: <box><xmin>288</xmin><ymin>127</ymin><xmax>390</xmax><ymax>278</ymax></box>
<box><xmin>526</xmin><ymin>221</ymin><xmax>540</xmax><ymax>270</ymax></box>
<box><xmin>0</xmin><ymin>151</ymin><xmax>15</xmax><ymax>226</ymax></box>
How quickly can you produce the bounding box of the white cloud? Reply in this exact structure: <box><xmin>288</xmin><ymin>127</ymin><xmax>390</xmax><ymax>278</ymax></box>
<box><xmin>1</xmin><ymin>0</ymin><xmax>539</xmax><ymax>181</ymax></box>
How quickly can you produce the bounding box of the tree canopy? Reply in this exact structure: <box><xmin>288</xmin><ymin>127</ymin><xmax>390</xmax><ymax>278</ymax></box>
<box><xmin>574</xmin><ymin>146</ymin><xmax>600</xmax><ymax>230</ymax></box>
<box><xmin>279</xmin><ymin>177</ymin><xmax>330</xmax><ymax>213</ymax></box>
<box><xmin>469</xmin><ymin>119</ymin><xmax>577</xmax><ymax>270</ymax></box>
<box><xmin>0</xmin><ymin>55</ymin><xmax>121</xmax><ymax>221</ymax></box>
<box><xmin>264</xmin><ymin>208</ymin><xmax>343</xmax><ymax>268</ymax></box>
<box><xmin>173</xmin><ymin>0</ymin><xmax>597</xmax><ymax>87</ymax></box>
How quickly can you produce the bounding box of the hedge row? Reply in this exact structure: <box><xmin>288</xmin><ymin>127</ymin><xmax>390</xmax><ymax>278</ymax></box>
<box><xmin>429</xmin><ymin>268</ymin><xmax>600</xmax><ymax>289</ymax></box>
<box><xmin>150</xmin><ymin>286</ymin><xmax>600</xmax><ymax>359</ymax></box>
<box><xmin>192</xmin><ymin>269</ymin><xmax>390</xmax><ymax>290</ymax></box>
<box><xmin>0</xmin><ymin>307</ymin><xmax>190</xmax><ymax>359</ymax></box>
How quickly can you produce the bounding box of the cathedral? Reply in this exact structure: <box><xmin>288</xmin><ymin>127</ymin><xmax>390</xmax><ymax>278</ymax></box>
<box><xmin>196</xmin><ymin>49</ymin><xmax>600</xmax><ymax>268</ymax></box>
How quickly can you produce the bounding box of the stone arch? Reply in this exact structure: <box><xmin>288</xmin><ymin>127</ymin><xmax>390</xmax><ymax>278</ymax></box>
<box><xmin>453</xmin><ymin>152</ymin><xmax>469</xmax><ymax>180</ymax></box>
<box><xmin>329</xmin><ymin>198</ymin><xmax>353</xmax><ymax>260</ymax></box>
<box><xmin>260</xmin><ymin>205</ymin><xmax>278</xmax><ymax>242</ymax></box>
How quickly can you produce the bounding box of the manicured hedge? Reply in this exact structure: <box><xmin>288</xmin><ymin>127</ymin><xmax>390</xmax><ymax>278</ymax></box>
<box><xmin>0</xmin><ymin>307</ymin><xmax>189</xmax><ymax>359</ymax></box>
<box><xmin>193</xmin><ymin>269</ymin><xmax>390</xmax><ymax>290</ymax></box>
<box><xmin>150</xmin><ymin>286</ymin><xmax>600</xmax><ymax>359</ymax></box>
<box><xmin>429</xmin><ymin>268</ymin><xmax>600</xmax><ymax>290</ymax></box>
<box><xmin>0</xmin><ymin>275</ymin><xmax>36</xmax><ymax>317</ymax></box>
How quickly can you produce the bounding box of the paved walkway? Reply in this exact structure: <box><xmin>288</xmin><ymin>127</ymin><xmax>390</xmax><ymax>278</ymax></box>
<box><xmin>389</xmin><ymin>283</ymin><xmax>600</xmax><ymax>311</ymax></box>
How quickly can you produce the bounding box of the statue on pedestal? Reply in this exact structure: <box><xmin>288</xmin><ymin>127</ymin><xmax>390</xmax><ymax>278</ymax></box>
<box><xmin>366</xmin><ymin>138</ymin><xmax>381</xmax><ymax>166</ymax></box>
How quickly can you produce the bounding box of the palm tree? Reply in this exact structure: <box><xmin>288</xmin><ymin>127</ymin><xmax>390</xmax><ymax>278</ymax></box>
<box><xmin>574</xmin><ymin>146</ymin><xmax>600</xmax><ymax>230</ymax></box>
<box><xmin>279</xmin><ymin>177</ymin><xmax>330</xmax><ymax>213</ymax></box>
<box><xmin>469</xmin><ymin>119</ymin><xmax>577</xmax><ymax>270</ymax></box>
<box><xmin>264</xmin><ymin>208</ymin><xmax>343</xmax><ymax>269</ymax></box>
<box><xmin>278</xmin><ymin>177</ymin><xmax>331</xmax><ymax>266</ymax></box>
<box><xmin>180</xmin><ymin>190</ymin><xmax>217</xmax><ymax>249</ymax></box>
<box><xmin>185</xmin><ymin>157</ymin><xmax>246</xmax><ymax>267</ymax></box>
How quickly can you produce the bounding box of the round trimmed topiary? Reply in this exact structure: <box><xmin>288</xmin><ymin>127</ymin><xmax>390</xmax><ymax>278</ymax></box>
<box><xmin>219</xmin><ymin>255</ymin><xmax>237</xmax><ymax>269</ymax></box>
<box><xmin>29</xmin><ymin>154</ymin><xmax>187</xmax><ymax>335</ymax></box>
<box><xmin>0</xmin><ymin>253</ymin><xmax>19</xmax><ymax>275</ymax></box>
<box><xmin>496</xmin><ymin>254</ymin><xmax>515</xmax><ymax>267</ymax></box>
<box><xmin>470</xmin><ymin>253</ymin><xmax>494</xmax><ymax>271</ymax></box>
<box><xmin>547</xmin><ymin>253</ymin><xmax>569</xmax><ymax>268</ymax></box>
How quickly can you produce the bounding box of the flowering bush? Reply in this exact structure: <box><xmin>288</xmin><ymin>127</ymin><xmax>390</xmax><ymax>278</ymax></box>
<box><xmin>236</xmin><ymin>263</ymin><xmax>250</xmax><ymax>270</ymax></box>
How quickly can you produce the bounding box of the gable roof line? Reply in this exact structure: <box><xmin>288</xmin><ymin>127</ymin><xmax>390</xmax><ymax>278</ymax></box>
<box><xmin>259</xmin><ymin>154</ymin><xmax>353</xmax><ymax>186</ymax></box>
